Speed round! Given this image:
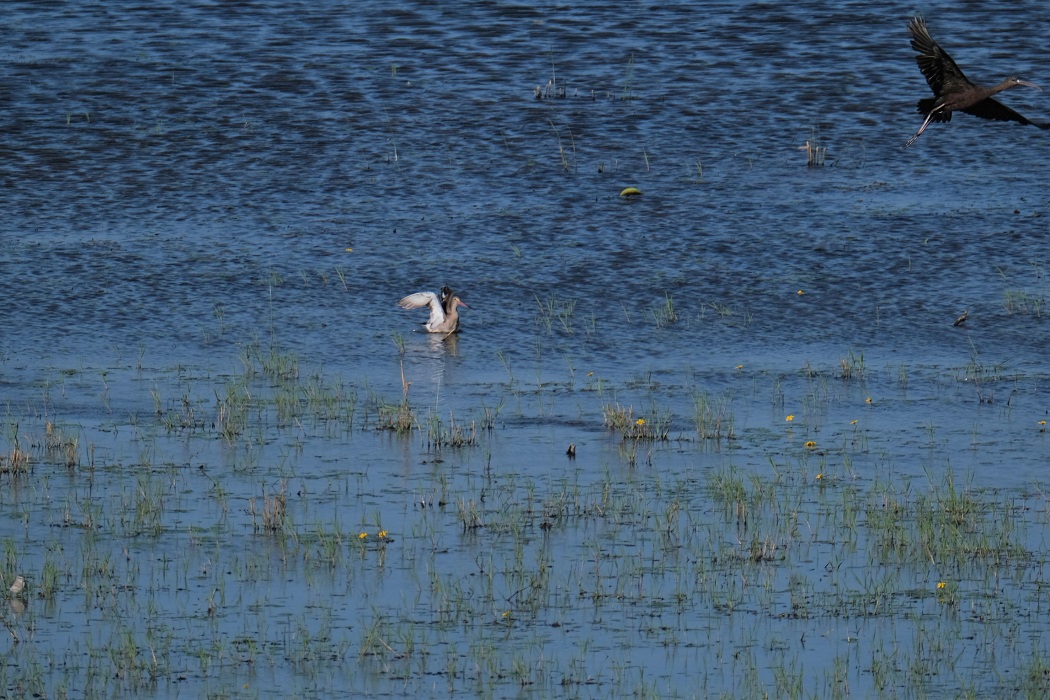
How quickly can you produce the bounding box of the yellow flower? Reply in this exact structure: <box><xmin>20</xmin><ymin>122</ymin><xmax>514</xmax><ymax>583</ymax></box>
<box><xmin>501</xmin><ymin>611</ymin><xmax>510</xmax><ymax>618</ymax></box>
<box><xmin>850</xmin><ymin>419</ymin><xmax>858</xmax><ymax>425</ymax></box>
<box><xmin>635</xmin><ymin>418</ymin><xmax>646</xmax><ymax>426</ymax></box>
<box><xmin>1040</xmin><ymin>421</ymin><xmax>1047</xmax><ymax>426</ymax></box>
<box><xmin>378</xmin><ymin>530</ymin><xmax>388</xmax><ymax>539</ymax></box>
<box><xmin>586</xmin><ymin>371</ymin><xmax>594</xmax><ymax>376</ymax></box>
<box><xmin>786</xmin><ymin>415</ymin><xmax>795</xmax><ymax>422</ymax></box>
<box><xmin>797</xmin><ymin>290</ymin><xmax>805</xmax><ymax>295</ymax></box>
<box><xmin>865</xmin><ymin>397</ymin><xmax>873</xmax><ymax>404</ymax></box>
<box><xmin>816</xmin><ymin>473</ymin><xmax>823</xmax><ymax>480</ymax></box>
<box><xmin>937</xmin><ymin>581</ymin><xmax>946</xmax><ymax>589</ymax></box>
<box><xmin>358</xmin><ymin>532</ymin><xmax>368</xmax><ymax>540</ymax></box>
<box><xmin>804</xmin><ymin>441</ymin><xmax>817</xmax><ymax>448</ymax></box>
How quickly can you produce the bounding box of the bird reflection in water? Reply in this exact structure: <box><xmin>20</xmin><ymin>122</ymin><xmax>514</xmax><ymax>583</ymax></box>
<box><xmin>428</xmin><ymin>330</ymin><xmax>459</xmax><ymax>356</ymax></box>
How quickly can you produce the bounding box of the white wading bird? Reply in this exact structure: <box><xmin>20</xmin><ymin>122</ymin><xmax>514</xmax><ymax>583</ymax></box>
<box><xmin>398</xmin><ymin>286</ymin><xmax>469</xmax><ymax>334</ymax></box>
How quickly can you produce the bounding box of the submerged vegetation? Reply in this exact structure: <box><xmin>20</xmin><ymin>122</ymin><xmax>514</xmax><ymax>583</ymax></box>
<box><xmin>1</xmin><ymin>335</ymin><xmax>1048</xmax><ymax>698</ymax></box>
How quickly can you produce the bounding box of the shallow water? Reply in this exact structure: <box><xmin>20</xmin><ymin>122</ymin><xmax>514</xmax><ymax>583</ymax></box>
<box><xmin>3</xmin><ymin>1</ymin><xmax>1050</xmax><ymax>697</ymax></box>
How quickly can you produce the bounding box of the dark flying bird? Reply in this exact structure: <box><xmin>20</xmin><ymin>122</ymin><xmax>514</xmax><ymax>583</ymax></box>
<box><xmin>905</xmin><ymin>16</ymin><xmax>1048</xmax><ymax>147</ymax></box>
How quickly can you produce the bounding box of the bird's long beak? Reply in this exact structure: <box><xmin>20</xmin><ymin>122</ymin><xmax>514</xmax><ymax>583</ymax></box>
<box><xmin>1017</xmin><ymin>79</ymin><xmax>1042</xmax><ymax>91</ymax></box>
<box><xmin>457</xmin><ymin>300</ymin><xmax>470</xmax><ymax>309</ymax></box>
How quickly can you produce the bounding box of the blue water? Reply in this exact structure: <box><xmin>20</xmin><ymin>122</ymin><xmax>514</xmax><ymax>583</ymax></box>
<box><xmin>4</xmin><ymin>0</ymin><xmax>1050</xmax><ymax>375</ymax></box>
<box><xmin>3</xmin><ymin>1</ymin><xmax>1050</xmax><ymax>697</ymax></box>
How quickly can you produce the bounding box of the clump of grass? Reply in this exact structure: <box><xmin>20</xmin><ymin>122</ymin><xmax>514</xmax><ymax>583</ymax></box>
<box><xmin>456</xmin><ymin>498</ymin><xmax>483</xmax><ymax>530</ymax></box>
<box><xmin>651</xmin><ymin>294</ymin><xmax>678</xmax><ymax>327</ymax></box>
<box><xmin>359</xmin><ymin>612</ymin><xmax>403</xmax><ymax>660</ymax></box>
<box><xmin>1019</xmin><ymin>656</ymin><xmax>1050</xmax><ymax>697</ymax></box>
<box><xmin>475</xmin><ymin>398</ymin><xmax>504</xmax><ymax>431</ymax></box>
<box><xmin>159</xmin><ymin>391</ymin><xmax>206</xmax><ymax>433</ymax></box>
<box><xmin>602</xmin><ymin>403</ymin><xmax>632</xmax><ymax>433</ymax></box>
<box><xmin>216</xmin><ymin>382</ymin><xmax>252</xmax><ymax>441</ymax></box>
<box><xmin>43</xmin><ymin>421</ymin><xmax>79</xmax><ymax>467</ymax></box>
<box><xmin>261</xmin><ymin>345</ymin><xmax>300</xmax><ymax>381</ymax></box>
<box><xmin>38</xmin><ymin>557</ymin><xmax>59</xmax><ymax>600</ymax></box>
<box><xmin>312</xmin><ymin>524</ymin><xmax>347</xmax><ymax>565</ymax></box>
<box><xmin>131</xmin><ymin>472</ymin><xmax>166</xmax><ymax>536</ymax></box>
<box><xmin>934</xmin><ymin>579</ymin><xmax>959</xmax><ymax>607</ymax></box>
<box><xmin>798</xmin><ymin>138</ymin><xmax>826</xmax><ymax>166</ymax></box>
<box><xmin>602</xmin><ymin>403</ymin><xmax>670</xmax><ymax>440</ymax></box>
<box><xmin>865</xmin><ymin>468</ymin><xmax>1026</xmax><ymax>567</ymax></box>
<box><xmin>238</xmin><ymin>340</ymin><xmax>300</xmax><ymax>381</ymax></box>
<box><xmin>1</xmin><ymin>445</ymin><xmax>29</xmax><ymax>473</ymax></box>
<box><xmin>535</xmin><ymin>294</ymin><xmax>576</xmax><ymax>335</ymax></box>
<box><xmin>1004</xmin><ymin>288</ymin><xmax>1045</xmax><ymax>316</ymax></box>
<box><xmin>250</xmin><ymin>482</ymin><xmax>288</xmax><ymax>533</ymax></box>
<box><xmin>425</xmin><ymin>412</ymin><xmax>479</xmax><ymax>449</ymax></box>
<box><xmin>692</xmin><ymin>390</ymin><xmax>735</xmax><ymax>440</ymax></box>
<box><xmin>535</xmin><ymin>77</ymin><xmax>568</xmax><ymax>100</ymax></box>
<box><xmin>299</xmin><ymin>374</ymin><xmax>357</xmax><ymax>426</ymax></box>
<box><xmin>839</xmin><ymin>349</ymin><xmax>865</xmax><ymax>380</ymax></box>
<box><xmin>374</xmin><ymin>361</ymin><xmax>415</xmax><ymax>434</ymax></box>
<box><xmin>707</xmin><ymin>465</ymin><xmax>750</xmax><ymax>527</ymax></box>
<box><xmin>376</xmin><ymin>398</ymin><xmax>414</xmax><ymax>433</ymax></box>
<box><xmin>705</xmin><ymin>301</ymin><xmax>734</xmax><ymax>318</ymax></box>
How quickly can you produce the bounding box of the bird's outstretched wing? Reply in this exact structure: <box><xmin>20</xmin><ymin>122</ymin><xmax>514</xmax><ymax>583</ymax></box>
<box><xmin>909</xmin><ymin>16</ymin><xmax>973</xmax><ymax>96</ymax></box>
<box><xmin>398</xmin><ymin>291</ymin><xmax>446</xmax><ymax>326</ymax></box>
<box><xmin>963</xmin><ymin>97</ymin><xmax>1045</xmax><ymax>126</ymax></box>
<box><xmin>398</xmin><ymin>291</ymin><xmax>441</xmax><ymax>311</ymax></box>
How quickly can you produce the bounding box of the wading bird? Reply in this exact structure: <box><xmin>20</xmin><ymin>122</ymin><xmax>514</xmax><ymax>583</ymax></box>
<box><xmin>399</xmin><ymin>287</ymin><xmax>469</xmax><ymax>334</ymax></box>
<box><xmin>905</xmin><ymin>16</ymin><xmax>1047</xmax><ymax>147</ymax></box>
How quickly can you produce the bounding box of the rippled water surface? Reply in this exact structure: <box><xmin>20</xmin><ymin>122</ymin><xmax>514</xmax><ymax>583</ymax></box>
<box><xmin>3</xmin><ymin>1</ymin><xmax>1050</xmax><ymax>697</ymax></box>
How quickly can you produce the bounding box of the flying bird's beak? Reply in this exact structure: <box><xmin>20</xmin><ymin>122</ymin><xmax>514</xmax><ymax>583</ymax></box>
<box><xmin>1017</xmin><ymin>79</ymin><xmax>1042</xmax><ymax>91</ymax></box>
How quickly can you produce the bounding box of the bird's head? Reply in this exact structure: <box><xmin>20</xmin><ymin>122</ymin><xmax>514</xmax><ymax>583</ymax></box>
<box><xmin>1008</xmin><ymin>77</ymin><xmax>1042</xmax><ymax>91</ymax></box>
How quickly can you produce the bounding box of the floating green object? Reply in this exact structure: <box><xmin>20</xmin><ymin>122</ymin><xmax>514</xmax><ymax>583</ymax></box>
<box><xmin>619</xmin><ymin>187</ymin><xmax>643</xmax><ymax>197</ymax></box>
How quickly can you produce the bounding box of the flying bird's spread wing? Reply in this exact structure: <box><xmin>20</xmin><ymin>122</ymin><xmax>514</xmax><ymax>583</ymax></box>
<box><xmin>963</xmin><ymin>96</ymin><xmax>1038</xmax><ymax>125</ymax></box>
<box><xmin>909</xmin><ymin>16</ymin><xmax>972</xmax><ymax>97</ymax></box>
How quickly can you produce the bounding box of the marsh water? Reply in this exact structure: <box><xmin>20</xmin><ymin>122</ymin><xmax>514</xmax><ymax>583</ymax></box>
<box><xmin>4</xmin><ymin>0</ymin><xmax>1050</xmax><ymax>697</ymax></box>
